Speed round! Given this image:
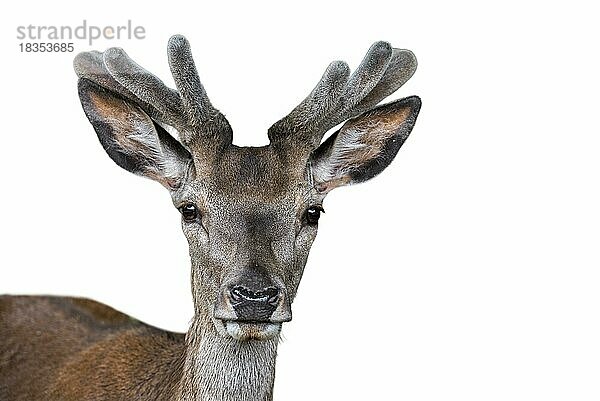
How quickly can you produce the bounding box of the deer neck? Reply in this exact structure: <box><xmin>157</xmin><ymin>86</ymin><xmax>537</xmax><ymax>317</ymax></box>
<box><xmin>177</xmin><ymin>315</ymin><xmax>278</xmax><ymax>401</ymax></box>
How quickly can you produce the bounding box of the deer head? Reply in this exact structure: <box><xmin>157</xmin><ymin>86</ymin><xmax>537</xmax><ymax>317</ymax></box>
<box><xmin>75</xmin><ymin>35</ymin><xmax>421</xmax><ymax>342</ymax></box>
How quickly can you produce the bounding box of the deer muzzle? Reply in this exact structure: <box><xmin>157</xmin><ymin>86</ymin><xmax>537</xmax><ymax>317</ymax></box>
<box><xmin>213</xmin><ymin>266</ymin><xmax>292</xmax><ymax>328</ymax></box>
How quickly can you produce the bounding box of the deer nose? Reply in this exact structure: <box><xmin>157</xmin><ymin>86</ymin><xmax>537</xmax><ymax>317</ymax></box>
<box><xmin>230</xmin><ymin>286</ymin><xmax>280</xmax><ymax>304</ymax></box>
<box><xmin>228</xmin><ymin>286</ymin><xmax>280</xmax><ymax>321</ymax></box>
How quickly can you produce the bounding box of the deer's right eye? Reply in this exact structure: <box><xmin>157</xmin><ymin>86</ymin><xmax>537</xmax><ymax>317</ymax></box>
<box><xmin>179</xmin><ymin>204</ymin><xmax>199</xmax><ymax>222</ymax></box>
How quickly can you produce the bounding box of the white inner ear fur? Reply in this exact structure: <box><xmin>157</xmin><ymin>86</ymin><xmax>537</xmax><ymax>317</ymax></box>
<box><xmin>313</xmin><ymin>107</ymin><xmax>409</xmax><ymax>184</ymax></box>
<box><xmin>115</xmin><ymin>111</ymin><xmax>182</xmax><ymax>183</ymax></box>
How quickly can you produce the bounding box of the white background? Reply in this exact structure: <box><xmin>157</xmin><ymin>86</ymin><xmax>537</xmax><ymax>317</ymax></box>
<box><xmin>1</xmin><ymin>1</ymin><xmax>599</xmax><ymax>400</ymax></box>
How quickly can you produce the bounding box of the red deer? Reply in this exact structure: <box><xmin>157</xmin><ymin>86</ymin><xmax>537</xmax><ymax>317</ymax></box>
<box><xmin>0</xmin><ymin>35</ymin><xmax>421</xmax><ymax>401</ymax></box>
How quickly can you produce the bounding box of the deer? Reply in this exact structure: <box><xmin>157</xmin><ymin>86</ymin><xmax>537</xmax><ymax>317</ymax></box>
<box><xmin>0</xmin><ymin>35</ymin><xmax>421</xmax><ymax>401</ymax></box>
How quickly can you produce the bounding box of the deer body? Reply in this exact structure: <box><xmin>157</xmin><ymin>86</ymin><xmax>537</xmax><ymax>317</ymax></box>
<box><xmin>0</xmin><ymin>36</ymin><xmax>421</xmax><ymax>400</ymax></box>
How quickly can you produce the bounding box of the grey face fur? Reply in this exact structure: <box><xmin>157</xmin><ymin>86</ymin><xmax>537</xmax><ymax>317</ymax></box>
<box><xmin>75</xmin><ymin>35</ymin><xmax>421</xmax><ymax>342</ymax></box>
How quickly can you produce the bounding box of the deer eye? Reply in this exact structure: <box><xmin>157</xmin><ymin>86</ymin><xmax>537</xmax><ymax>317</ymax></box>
<box><xmin>179</xmin><ymin>203</ymin><xmax>199</xmax><ymax>222</ymax></box>
<box><xmin>306</xmin><ymin>205</ymin><xmax>324</xmax><ymax>225</ymax></box>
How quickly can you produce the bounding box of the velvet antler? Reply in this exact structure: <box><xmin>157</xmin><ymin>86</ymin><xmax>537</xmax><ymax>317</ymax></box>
<box><xmin>268</xmin><ymin>41</ymin><xmax>417</xmax><ymax>157</ymax></box>
<box><xmin>73</xmin><ymin>35</ymin><xmax>231</xmax><ymax>153</ymax></box>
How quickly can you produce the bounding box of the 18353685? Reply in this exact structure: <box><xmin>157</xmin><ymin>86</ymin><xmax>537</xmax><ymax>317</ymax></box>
<box><xmin>19</xmin><ymin>42</ymin><xmax>74</xmax><ymax>52</ymax></box>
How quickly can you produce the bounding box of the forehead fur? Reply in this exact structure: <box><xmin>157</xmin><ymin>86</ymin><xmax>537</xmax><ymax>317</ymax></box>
<box><xmin>204</xmin><ymin>145</ymin><xmax>304</xmax><ymax>201</ymax></box>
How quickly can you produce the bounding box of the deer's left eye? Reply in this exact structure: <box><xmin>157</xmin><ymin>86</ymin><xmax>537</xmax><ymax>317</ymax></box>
<box><xmin>179</xmin><ymin>204</ymin><xmax>199</xmax><ymax>222</ymax></box>
<box><xmin>306</xmin><ymin>205</ymin><xmax>324</xmax><ymax>225</ymax></box>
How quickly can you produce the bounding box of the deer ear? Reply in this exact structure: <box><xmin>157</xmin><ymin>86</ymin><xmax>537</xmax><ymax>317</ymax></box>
<box><xmin>77</xmin><ymin>78</ymin><xmax>191</xmax><ymax>189</ymax></box>
<box><xmin>310</xmin><ymin>96</ymin><xmax>421</xmax><ymax>192</ymax></box>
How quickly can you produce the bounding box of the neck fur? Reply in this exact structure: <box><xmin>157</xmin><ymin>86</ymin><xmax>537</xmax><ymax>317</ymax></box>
<box><xmin>176</xmin><ymin>316</ymin><xmax>278</xmax><ymax>401</ymax></box>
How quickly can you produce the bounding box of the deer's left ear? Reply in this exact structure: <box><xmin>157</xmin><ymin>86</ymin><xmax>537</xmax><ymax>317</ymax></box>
<box><xmin>310</xmin><ymin>96</ymin><xmax>421</xmax><ymax>192</ymax></box>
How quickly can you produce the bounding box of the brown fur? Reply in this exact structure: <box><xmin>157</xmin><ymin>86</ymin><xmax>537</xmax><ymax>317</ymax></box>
<box><xmin>0</xmin><ymin>296</ymin><xmax>185</xmax><ymax>401</ymax></box>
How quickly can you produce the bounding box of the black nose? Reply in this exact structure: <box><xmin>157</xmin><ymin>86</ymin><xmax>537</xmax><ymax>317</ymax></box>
<box><xmin>229</xmin><ymin>286</ymin><xmax>280</xmax><ymax>321</ymax></box>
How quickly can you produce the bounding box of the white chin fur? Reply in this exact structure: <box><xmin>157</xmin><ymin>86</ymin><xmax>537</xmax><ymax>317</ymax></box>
<box><xmin>225</xmin><ymin>321</ymin><xmax>281</xmax><ymax>341</ymax></box>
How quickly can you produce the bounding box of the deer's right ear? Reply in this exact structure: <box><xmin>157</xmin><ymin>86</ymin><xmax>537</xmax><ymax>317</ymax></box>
<box><xmin>77</xmin><ymin>79</ymin><xmax>192</xmax><ymax>189</ymax></box>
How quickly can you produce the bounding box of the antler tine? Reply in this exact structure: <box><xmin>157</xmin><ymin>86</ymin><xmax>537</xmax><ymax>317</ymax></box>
<box><xmin>268</xmin><ymin>60</ymin><xmax>351</xmax><ymax>148</ymax></box>
<box><xmin>332</xmin><ymin>41</ymin><xmax>393</xmax><ymax>116</ymax></box>
<box><xmin>269</xmin><ymin>41</ymin><xmax>401</xmax><ymax>154</ymax></box>
<box><xmin>167</xmin><ymin>35</ymin><xmax>231</xmax><ymax>148</ymax></box>
<box><xmin>102</xmin><ymin>48</ymin><xmax>187</xmax><ymax>130</ymax></box>
<box><xmin>318</xmin><ymin>47</ymin><xmax>418</xmax><ymax>133</ymax></box>
<box><xmin>307</xmin><ymin>41</ymin><xmax>392</xmax><ymax>145</ymax></box>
